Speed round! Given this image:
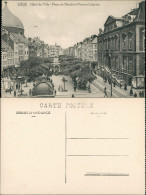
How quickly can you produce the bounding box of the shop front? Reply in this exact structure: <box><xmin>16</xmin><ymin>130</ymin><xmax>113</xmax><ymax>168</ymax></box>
<box><xmin>132</xmin><ymin>76</ymin><xmax>145</xmax><ymax>89</ymax></box>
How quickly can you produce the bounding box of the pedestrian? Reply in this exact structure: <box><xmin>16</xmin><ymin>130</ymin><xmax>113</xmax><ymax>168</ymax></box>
<box><xmin>141</xmin><ymin>91</ymin><xmax>144</xmax><ymax>97</ymax></box>
<box><xmin>9</xmin><ymin>86</ymin><xmax>11</xmax><ymax>94</ymax></box>
<box><xmin>88</xmin><ymin>84</ymin><xmax>91</xmax><ymax>93</ymax></box>
<box><xmin>72</xmin><ymin>94</ymin><xmax>75</xmax><ymax>98</ymax></box>
<box><xmin>134</xmin><ymin>93</ymin><xmax>137</xmax><ymax>98</ymax></box>
<box><xmin>16</xmin><ymin>83</ymin><xmax>18</xmax><ymax>90</ymax></box>
<box><xmin>130</xmin><ymin>89</ymin><xmax>133</xmax><ymax>96</ymax></box>
<box><xmin>14</xmin><ymin>90</ymin><xmax>16</xmax><ymax>97</ymax></box>
<box><xmin>120</xmin><ymin>83</ymin><xmax>122</xmax><ymax>89</ymax></box>
<box><xmin>124</xmin><ymin>83</ymin><xmax>127</xmax><ymax>91</ymax></box>
<box><xmin>74</xmin><ymin>86</ymin><xmax>76</xmax><ymax>92</ymax></box>
<box><xmin>113</xmin><ymin>81</ymin><xmax>116</xmax><ymax>87</ymax></box>
<box><xmin>29</xmin><ymin>89</ymin><xmax>32</xmax><ymax>96</ymax></box>
<box><xmin>139</xmin><ymin>91</ymin><xmax>142</xmax><ymax>97</ymax></box>
<box><xmin>104</xmin><ymin>87</ymin><xmax>107</xmax><ymax>97</ymax></box>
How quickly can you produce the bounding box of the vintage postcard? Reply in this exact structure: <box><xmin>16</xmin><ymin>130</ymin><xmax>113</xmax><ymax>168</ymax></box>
<box><xmin>1</xmin><ymin>0</ymin><xmax>145</xmax><ymax>194</ymax></box>
<box><xmin>1</xmin><ymin>0</ymin><xmax>145</xmax><ymax>98</ymax></box>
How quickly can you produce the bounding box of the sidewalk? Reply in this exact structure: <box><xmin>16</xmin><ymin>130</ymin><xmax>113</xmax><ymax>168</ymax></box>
<box><xmin>92</xmin><ymin>74</ymin><xmax>145</xmax><ymax>98</ymax></box>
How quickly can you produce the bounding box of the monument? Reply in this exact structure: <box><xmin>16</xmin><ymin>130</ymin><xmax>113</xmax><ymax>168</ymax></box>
<box><xmin>52</xmin><ymin>57</ymin><xmax>60</xmax><ymax>73</ymax></box>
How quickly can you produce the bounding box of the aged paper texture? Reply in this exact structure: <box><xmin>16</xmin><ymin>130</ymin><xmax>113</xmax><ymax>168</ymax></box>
<box><xmin>1</xmin><ymin>0</ymin><xmax>145</xmax><ymax>194</ymax></box>
<box><xmin>1</xmin><ymin>98</ymin><xmax>145</xmax><ymax>194</ymax></box>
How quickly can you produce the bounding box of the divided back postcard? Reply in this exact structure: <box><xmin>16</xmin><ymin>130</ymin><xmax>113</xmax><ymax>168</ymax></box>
<box><xmin>1</xmin><ymin>0</ymin><xmax>145</xmax><ymax>194</ymax></box>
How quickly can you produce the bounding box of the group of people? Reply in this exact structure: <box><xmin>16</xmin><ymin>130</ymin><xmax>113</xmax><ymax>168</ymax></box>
<box><xmin>58</xmin><ymin>85</ymin><xmax>64</xmax><ymax>92</ymax></box>
<box><xmin>130</xmin><ymin>89</ymin><xmax>145</xmax><ymax>98</ymax></box>
<box><xmin>103</xmin><ymin>81</ymin><xmax>145</xmax><ymax>98</ymax></box>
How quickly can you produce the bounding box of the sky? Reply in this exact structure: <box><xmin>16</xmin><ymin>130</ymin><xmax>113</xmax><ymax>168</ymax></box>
<box><xmin>2</xmin><ymin>0</ymin><xmax>141</xmax><ymax>48</ymax></box>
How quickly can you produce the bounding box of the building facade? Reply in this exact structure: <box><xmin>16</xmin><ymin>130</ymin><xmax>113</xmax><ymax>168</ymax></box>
<box><xmin>2</xmin><ymin>40</ymin><xmax>15</xmax><ymax>71</ymax></box>
<box><xmin>66</xmin><ymin>35</ymin><xmax>98</xmax><ymax>64</ymax></box>
<box><xmin>97</xmin><ymin>1</ymin><xmax>145</xmax><ymax>88</ymax></box>
<box><xmin>49</xmin><ymin>44</ymin><xmax>63</xmax><ymax>58</ymax></box>
<box><xmin>2</xmin><ymin>2</ymin><xmax>29</xmax><ymax>72</ymax></box>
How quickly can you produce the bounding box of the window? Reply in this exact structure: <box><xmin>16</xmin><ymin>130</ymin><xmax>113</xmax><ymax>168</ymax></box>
<box><xmin>128</xmin><ymin>33</ymin><xmax>133</xmax><ymax>50</ymax></box>
<box><xmin>112</xmin><ymin>38</ymin><xmax>115</xmax><ymax>50</ymax></box>
<box><xmin>115</xmin><ymin>57</ymin><xmax>118</xmax><ymax>69</ymax></box>
<box><xmin>111</xmin><ymin>57</ymin><xmax>114</xmax><ymax>69</ymax></box>
<box><xmin>108</xmin><ymin>39</ymin><xmax>111</xmax><ymax>49</ymax></box>
<box><xmin>123</xmin><ymin>37</ymin><xmax>126</xmax><ymax>49</ymax></box>
<box><xmin>115</xmin><ymin>36</ymin><xmax>118</xmax><ymax>51</ymax></box>
<box><xmin>123</xmin><ymin>57</ymin><xmax>127</xmax><ymax>70</ymax></box>
<box><xmin>140</xmin><ymin>28</ymin><xmax>145</xmax><ymax>51</ymax></box>
<box><xmin>122</xmin><ymin>34</ymin><xmax>127</xmax><ymax>49</ymax></box>
<box><xmin>106</xmin><ymin>40</ymin><xmax>108</xmax><ymax>49</ymax></box>
<box><xmin>129</xmin><ymin>57</ymin><xmax>133</xmax><ymax>71</ymax></box>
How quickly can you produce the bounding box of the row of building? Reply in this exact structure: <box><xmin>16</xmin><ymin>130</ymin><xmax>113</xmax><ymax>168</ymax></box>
<box><xmin>64</xmin><ymin>35</ymin><xmax>98</xmax><ymax>63</ymax></box>
<box><xmin>1</xmin><ymin>2</ymin><xmax>63</xmax><ymax>72</ymax></box>
<box><xmin>65</xmin><ymin>1</ymin><xmax>145</xmax><ymax>88</ymax></box>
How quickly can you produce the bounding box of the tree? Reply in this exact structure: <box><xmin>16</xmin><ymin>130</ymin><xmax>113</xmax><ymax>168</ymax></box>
<box><xmin>19</xmin><ymin>56</ymin><xmax>52</xmax><ymax>81</ymax></box>
<box><xmin>59</xmin><ymin>55</ymin><xmax>96</xmax><ymax>89</ymax></box>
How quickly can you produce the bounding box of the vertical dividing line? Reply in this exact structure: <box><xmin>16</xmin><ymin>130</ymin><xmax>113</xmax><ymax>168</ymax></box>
<box><xmin>65</xmin><ymin>112</ymin><xmax>67</xmax><ymax>184</ymax></box>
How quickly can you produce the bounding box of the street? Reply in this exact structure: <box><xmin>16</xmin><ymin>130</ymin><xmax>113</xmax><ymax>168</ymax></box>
<box><xmin>1</xmin><ymin>75</ymin><xmax>105</xmax><ymax>98</ymax></box>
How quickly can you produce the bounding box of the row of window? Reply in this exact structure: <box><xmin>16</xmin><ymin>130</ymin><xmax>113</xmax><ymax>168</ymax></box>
<box><xmin>99</xmin><ymin>56</ymin><xmax>134</xmax><ymax>72</ymax></box>
<box><xmin>3</xmin><ymin>61</ymin><xmax>7</xmax><ymax>65</ymax></box>
<box><xmin>98</xmin><ymin>37</ymin><xmax>119</xmax><ymax>51</ymax></box>
<box><xmin>98</xmin><ymin>30</ymin><xmax>145</xmax><ymax>51</ymax></box>
<box><xmin>8</xmin><ymin>59</ymin><xmax>14</xmax><ymax>65</ymax></box>
<box><xmin>7</xmin><ymin>52</ymin><xmax>14</xmax><ymax>58</ymax></box>
<box><xmin>3</xmin><ymin>54</ymin><xmax>7</xmax><ymax>59</ymax></box>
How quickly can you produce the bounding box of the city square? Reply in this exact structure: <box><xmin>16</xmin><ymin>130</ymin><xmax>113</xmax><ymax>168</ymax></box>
<box><xmin>1</xmin><ymin>1</ymin><xmax>145</xmax><ymax>98</ymax></box>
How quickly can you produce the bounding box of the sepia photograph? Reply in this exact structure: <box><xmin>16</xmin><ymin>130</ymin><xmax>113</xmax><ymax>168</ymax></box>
<box><xmin>1</xmin><ymin>0</ymin><xmax>145</xmax><ymax>98</ymax></box>
<box><xmin>1</xmin><ymin>1</ymin><xmax>145</xmax><ymax>194</ymax></box>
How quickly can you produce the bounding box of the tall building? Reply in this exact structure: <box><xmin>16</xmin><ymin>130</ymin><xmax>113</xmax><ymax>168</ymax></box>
<box><xmin>2</xmin><ymin>40</ymin><xmax>15</xmax><ymax>72</ymax></box>
<box><xmin>81</xmin><ymin>35</ymin><xmax>98</xmax><ymax>62</ymax></box>
<box><xmin>49</xmin><ymin>44</ymin><xmax>63</xmax><ymax>57</ymax></box>
<box><xmin>2</xmin><ymin>2</ymin><xmax>24</xmax><ymax>36</ymax></box>
<box><xmin>1</xmin><ymin>2</ymin><xmax>29</xmax><ymax>72</ymax></box>
<box><xmin>97</xmin><ymin>1</ymin><xmax>145</xmax><ymax>88</ymax></box>
<box><xmin>66</xmin><ymin>35</ymin><xmax>98</xmax><ymax>63</ymax></box>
